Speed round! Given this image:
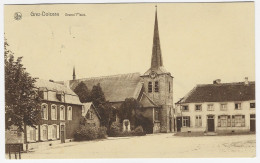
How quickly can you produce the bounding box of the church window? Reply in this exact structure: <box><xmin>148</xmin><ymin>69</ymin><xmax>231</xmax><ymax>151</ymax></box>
<box><xmin>155</xmin><ymin>81</ymin><xmax>159</xmax><ymax>92</ymax></box>
<box><xmin>148</xmin><ymin>82</ymin><xmax>152</xmax><ymax>93</ymax></box>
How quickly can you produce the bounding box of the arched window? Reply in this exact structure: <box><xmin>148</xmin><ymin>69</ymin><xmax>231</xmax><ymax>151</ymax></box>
<box><xmin>51</xmin><ymin>104</ymin><xmax>57</xmax><ymax>120</ymax></box>
<box><xmin>60</xmin><ymin>105</ymin><xmax>65</xmax><ymax>120</ymax></box>
<box><xmin>148</xmin><ymin>82</ymin><xmax>152</xmax><ymax>93</ymax></box>
<box><xmin>155</xmin><ymin>81</ymin><xmax>159</xmax><ymax>92</ymax></box>
<box><xmin>41</xmin><ymin>103</ymin><xmax>48</xmax><ymax>120</ymax></box>
<box><xmin>67</xmin><ymin>106</ymin><xmax>72</xmax><ymax>120</ymax></box>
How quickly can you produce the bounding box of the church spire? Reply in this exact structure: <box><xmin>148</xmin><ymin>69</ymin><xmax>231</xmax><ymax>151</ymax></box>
<box><xmin>73</xmin><ymin>66</ymin><xmax>76</xmax><ymax>80</ymax></box>
<box><xmin>151</xmin><ymin>6</ymin><xmax>163</xmax><ymax>70</ymax></box>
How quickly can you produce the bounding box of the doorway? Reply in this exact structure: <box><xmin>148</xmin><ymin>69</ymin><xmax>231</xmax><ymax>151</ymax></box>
<box><xmin>60</xmin><ymin>124</ymin><xmax>65</xmax><ymax>143</ymax></box>
<box><xmin>207</xmin><ymin>115</ymin><xmax>215</xmax><ymax>132</ymax></box>
<box><xmin>176</xmin><ymin>117</ymin><xmax>182</xmax><ymax>132</ymax></box>
<box><xmin>250</xmin><ymin>114</ymin><xmax>255</xmax><ymax>132</ymax></box>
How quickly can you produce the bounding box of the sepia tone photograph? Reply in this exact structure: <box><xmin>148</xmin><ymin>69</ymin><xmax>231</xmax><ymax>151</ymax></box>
<box><xmin>3</xmin><ymin>1</ymin><xmax>256</xmax><ymax>159</ymax></box>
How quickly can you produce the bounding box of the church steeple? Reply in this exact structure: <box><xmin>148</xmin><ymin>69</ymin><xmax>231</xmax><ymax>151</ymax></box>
<box><xmin>73</xmin><ymin>66</ymin><xmax>76</xmax><ymax>80</ymax></box>
<box><xmin>151</xmin><ymin>6</ymin><xmax>163</xmax><ymax>70</ymax></box>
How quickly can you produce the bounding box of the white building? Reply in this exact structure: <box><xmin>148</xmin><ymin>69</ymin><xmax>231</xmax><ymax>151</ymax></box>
<box><xmin>175</xmin><ymin>78</ymin><xmax>255</xmax><ymax>134</ymax></box>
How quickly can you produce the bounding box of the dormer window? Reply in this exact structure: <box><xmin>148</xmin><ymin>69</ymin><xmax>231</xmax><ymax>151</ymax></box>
<box><xmin>56</xmin><ymin>91</ymin><xmax>65</xmax><ymax>102</ymax></box>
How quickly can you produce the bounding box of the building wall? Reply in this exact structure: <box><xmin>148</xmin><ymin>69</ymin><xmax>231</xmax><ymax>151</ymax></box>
<box><xmin>141</xmin><ymin>74</ymin><xmax>174</xmax><ymax>133</ymax></box>
<box><xmin>26</xmin><ymin>101</ymin><xmax>83</xmax><ymax>143</ymax></box>
<box><xmin>176</xmin><ymin>100</ymin><xmax>255</xmax><ymax>133</ymax></box>
<box><xmin>85</xmin><ymin>106</ymin><xmax>101</xmax><ymax>128</ymax></box>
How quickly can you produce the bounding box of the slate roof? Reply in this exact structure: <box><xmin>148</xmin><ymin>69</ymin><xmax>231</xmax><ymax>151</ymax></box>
<box><xmin>34</xmin><ymin>79</ymin><xmax>82</xmax><ymax>105</ymax></box>
<box><xmin>179</xmin><ymin>82</ymin><xmax>255</xmax><ymax>103</ymax></box>
<box><xmin>69</xmin><ymin>73</ymin><xmax>143</xmax><ymax>102</ymax></box>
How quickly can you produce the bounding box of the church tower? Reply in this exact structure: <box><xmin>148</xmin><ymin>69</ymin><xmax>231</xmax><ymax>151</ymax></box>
<box><xmin>141</xmin><ymin>7</ymin><xmax>174</xmax><ymax>133</ymax></box>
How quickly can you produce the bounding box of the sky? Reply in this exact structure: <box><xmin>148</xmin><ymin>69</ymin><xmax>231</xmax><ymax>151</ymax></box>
<box><xmin>4</xmin><ymin>2</ymin><xmax>255</xmax><ymax>103</ymax></box>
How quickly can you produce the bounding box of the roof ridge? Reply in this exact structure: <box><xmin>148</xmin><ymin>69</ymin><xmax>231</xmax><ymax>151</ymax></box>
<box><xmin>77</xmin><ymin>72</ymin><xmax>141</xmax><ymax>81</ymax></box>
<box><xmin>197</xmin><ymin>81</ymin><xmax>255</xmax><ymax>87</ymax></box>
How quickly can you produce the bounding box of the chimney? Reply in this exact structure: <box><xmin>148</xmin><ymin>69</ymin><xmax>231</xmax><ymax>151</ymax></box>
<box><xmin>213</xmin><ymin>79</ymin><xmax>221</xmax><ymax>84</ymax></box>
<box><xmin>244</xmin><ymin>77</ymin><xmax>249</xmax><ymax>85</ymax></box>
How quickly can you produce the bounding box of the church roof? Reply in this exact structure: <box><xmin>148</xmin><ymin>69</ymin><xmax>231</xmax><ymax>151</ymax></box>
<box><xmin>140</xmin><ymin>93</ymin><xmax>159</xmax><ymax>108</ymax></box>
<box><xmin>177</xmin><ymin>81</ymin><xmax>255</xmax><ymax>104</ymax></box>
<box><xmin>69</xmin><ymin>73</ymin><xmax>143</xmax><ymax>103</ymax></box>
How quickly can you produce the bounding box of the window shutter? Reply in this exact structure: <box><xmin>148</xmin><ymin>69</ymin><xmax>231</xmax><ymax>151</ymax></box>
<box><xmin>232</xmin><ymin>115</ymin><xmax>235</xmax><ymax>127</ymax></box>
<box><xmin>26</xmin><ymin>126</ymin><xmax>30</xmax><ymax>142</ymax></box>
<box><xmin>48</xmin><ymin>125</ymin><xmax>52</xmax><ymax>140</ymax></box>
<box><xmin>227</xmin><ymin>116</ymin><xmax>231</xmax><ymax>127</ymax></box>
<box><xmin>35</xmin><ymin>126</ymin><xmax>39</xmax><ymax>141</ymax></box>
<box><xmin>40</xmin><ymin>125</ymin><xmax>43</xmax><ymax>140</ymax></box>
<box><xmin>57</xmin><ymin>125</ymin><xmax>60</xmax><ymax>139</ymax></box>
<box><xmin>187</xmin><ymin>117</ymin><xmax>190</xmax><ymax>127</ymax></box>
<box><xmin>218</xmin><ymin>116</ymin><xmax>221</xmax><ymax>127</ymax></box>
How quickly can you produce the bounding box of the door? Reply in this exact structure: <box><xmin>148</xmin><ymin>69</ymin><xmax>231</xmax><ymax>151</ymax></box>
<box><xmin>207</xmin><ymin>115</ymin><xmax>215</xmax><ymax>132</ymax></box>
<box><xmin>60</xmin><ymin>124</ymin><xmax>65</xmax><ymax>143</ymax></box>
<box><xmin>250</xmin><ymin>114</ymin><xmax>255</xmax><ymax>132</ymax></box>
<box><xmin>177</xmin><ymin>117</ymin><xmax>182</xmax><ymax>132</ymax></box>
<box><xmin>169</xmin><ymin>119</ymin><xmax>172</xmax><ymax>132</ymax></box>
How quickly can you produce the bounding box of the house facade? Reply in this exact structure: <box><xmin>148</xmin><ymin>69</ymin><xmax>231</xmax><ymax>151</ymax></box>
<box><xmin>16</xmin><ymin>79</ymin><xmax>83</xmax><ymax>150</ymax></box>
<box><xmin>82</xmin><ymin>102</ymin><xmax>101</xmax><ymax>127</ymax></box>
<box><xmin>175</xmin><ymin>78</ymin><xmax>255</xmax><ymax>134</ymax></box>
<box><xmin>62</xmin><ymin>9</ymin><xmax>174</xmax><ymax>133</ymax></box>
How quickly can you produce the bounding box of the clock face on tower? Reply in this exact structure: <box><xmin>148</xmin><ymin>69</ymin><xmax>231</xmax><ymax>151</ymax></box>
<box><xmin>149</xmin><ymin>71</ymin><xmax>157</xmax><ymax>79</ymax></box>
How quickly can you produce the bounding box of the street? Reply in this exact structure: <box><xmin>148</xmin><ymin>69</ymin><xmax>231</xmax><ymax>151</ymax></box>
<box><xmin>18</xmin><ymin>133</ymin><xmax>255</xmax><ymax>159</ymax></box>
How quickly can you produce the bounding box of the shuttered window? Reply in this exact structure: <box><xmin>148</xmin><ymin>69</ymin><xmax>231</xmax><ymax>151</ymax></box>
<box><xmin>60</xmin><ymin>105</ymin><xmax>65</xmax><ymax>120</ymax></box>
<box><xmin>67</xmin><ymin>106</ymin><xmax>72</xmax><ymax>120</ymax></box>
<box><xmin>41</xmin><ymin>125</ymin><xmax>48</xmax><ymax>141</ymax></box>
<box><xmin>41</xmin><ymin>104</ymin><xmax>48</xmax><ymax>120</ymax></box>
<box><xmin>51</xmin><ymin>104</ymin><xmax>57</xmax><ymax>120</ymax></box>
<box><xmin>195</xmin><ymin>115</ymin><xmax>202</xmax><ymax>127</ymax></box>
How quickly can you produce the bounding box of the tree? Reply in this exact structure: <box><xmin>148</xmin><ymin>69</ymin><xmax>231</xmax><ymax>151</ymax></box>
<box><xmin>90</xmin><ymin>83</ymin><xmax>106</xmax><ymax>107</ymax></box>
<box><xmin>119</xmin><ymin>98</ymin><xmax>142</xmax><ymax>128</ymax></box>
<box><xmin>90</xmin><ymin>83</ymin><xmax>115</xmax><ymax>128</ymax></box>
<box><xmin>74</xmin><ymin>81</ymin><xmax>91</xmax><ymax>103</ymax></box>
<box><xmin>5</xmin><ymin>37</ymin><xmax>41</xmax><ymax>131</ymax></box>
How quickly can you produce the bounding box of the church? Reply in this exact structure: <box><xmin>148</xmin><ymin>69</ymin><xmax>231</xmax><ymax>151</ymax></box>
<box><xmin>63</xmin><ymin>9</ymin><xmax>174</xmax><ymax>133</ymax></box>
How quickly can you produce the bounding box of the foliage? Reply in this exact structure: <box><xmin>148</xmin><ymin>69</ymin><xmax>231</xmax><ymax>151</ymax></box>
<box><xmin>133</xmin><ymin>126</ymin><xmax>146</xmax><ymax>136</ymax></box>
<box><xmin>135</xmin><ymin>114</ymin><xmax>153</xmax><ymax>134</ymax></box>
<box><xmin>108</xmin><ymin>122</ymin><xmax>122</xmax><ymax>136</ymax></box>
<box><xmin>97</xmin><ymin>126</ymin><xmax>107</xmax><ymax>139</ymax></box>
<box><xmin>5</xmin><ymin>37</ymin><xmax>41</xmax><ymax>131</ymax></box>
<box><xmin>119</xmin><ymin>98</ymin><xmax>142</xmax><ymax>127</ymax></box>
<box><xmin>108</xmin><ymin>124</ymin><xmax>146</xmax><ymax>137</ymax></box>
<box><xmin>90</xmin><ymin>83</ymin><xmax>106</xmax><ymax>107</ymax></box>
<box><xmin>74</xmin><ymin>125</ymin><xmax>98</xmax><ymax>141</ymax></box>
<box><xmin>73</xmin><ymin>81</ymin><xmax>91</xmax><ymax>103</ymax></box>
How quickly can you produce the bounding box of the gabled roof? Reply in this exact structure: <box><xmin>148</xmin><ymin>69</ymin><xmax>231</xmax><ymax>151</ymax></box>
<box><xmin>34</xmin><ymin>79</ymin><xmax>82</xmax><ymax>105</ymax></box>
<box><xmin>140</xmin><ymin>93</ymin><xmax>159</xmax><ymax>108</ymax></box>
<box><xmin>82</xmin><ymin>102</ymin><xmax>101</xmax><ymax>119</ymax></box>
<box><xmin>179</xmin><ymin>81</ymin><xmax>255</xmax><ymax>103</ymax></box>
<box><xmin>69</xmin><ymin>73</ymin><xmax>143</xmax><ymax>102</ymax></box>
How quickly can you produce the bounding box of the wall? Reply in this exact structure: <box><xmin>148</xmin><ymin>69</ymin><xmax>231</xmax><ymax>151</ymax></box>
<box><xmin>176</xmin><ymin>100</ymin><xmax>255</xmax><ymax>133</ymax></box>
<box><xmin>85</xmin><ymin>105</ymin><xmax>101</xmax><ymax>127</ymax></box>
